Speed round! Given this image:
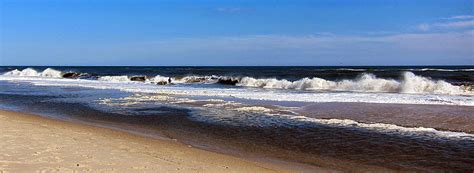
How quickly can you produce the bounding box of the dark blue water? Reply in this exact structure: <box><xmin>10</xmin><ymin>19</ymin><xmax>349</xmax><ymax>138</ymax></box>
<box><xmin>1</xmin><ymin>66</ymin><xmax>473</xmax><ymax>84</ymax></box>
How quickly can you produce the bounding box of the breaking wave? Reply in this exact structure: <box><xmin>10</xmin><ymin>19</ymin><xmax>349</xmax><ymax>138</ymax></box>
<box><xmin>149</xmin><ymin>75</ymin><xmax>170</xmax><ymax>84</ymax></box>
<box><xmin>98</xmin><ymin>76</ymin><xmax>131</xmax><ymax>82</ymax></box>
<box><xmin>174</xmin><ymin>75</ymin><xmax>219</xmax><ymax>84</ymax></box>
<box><xmin>2</xmin><ymin>68</ymin><xmax>472</xmax><ymax>95</ymax></box>
<box><xmin>2</xmin><ymin>68</ymin><xmax>63</xmax><ymax>78</ymax></box>
<box><xmin>237</xmin><ymin>72</ymin><xmax>472</xmax><ymax>95</ymax></box>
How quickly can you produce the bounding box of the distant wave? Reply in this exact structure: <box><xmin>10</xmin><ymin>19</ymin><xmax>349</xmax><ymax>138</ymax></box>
<box><xmin>2</xmin><ymin>68</ymin><xmax>473</xmax><ymax>95</ymax></box>
<box><xmin>336</xmin><ymin>68</ymin><xmax>474</xmax><ymax>72</ymax></box>
<box><xmin>415</xmin><ymin>68</ymin><xmax>474</xmax><ymax>72</ymax></box>
<box><xmin>3</xmin><ymin>68</ymin><xmax>63</xmax><ymax>78</ymax></box>
<box><xmin>98</xmin><ymin>76</ymin><xmax>131</xmax><ymax>82</ymax></box>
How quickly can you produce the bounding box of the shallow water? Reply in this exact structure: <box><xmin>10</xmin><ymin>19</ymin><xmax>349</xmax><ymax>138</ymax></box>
<box><xmin>1</xmin><ymin>66</ymin><xmax>473</xmax><ymax>172</ymax></box>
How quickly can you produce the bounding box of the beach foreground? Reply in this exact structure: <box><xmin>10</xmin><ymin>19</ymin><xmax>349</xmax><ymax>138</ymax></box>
<box><xmin>0</xmin><ymin>110</ymin><xmax>314</xmax><ymax>172</ymax></box>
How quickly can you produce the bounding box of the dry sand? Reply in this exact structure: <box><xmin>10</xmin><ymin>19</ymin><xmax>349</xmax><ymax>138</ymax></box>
<box><xmin>0</xmin><ymin>110</ymin><xmax>318</xmax><ymax>172</ymax></box>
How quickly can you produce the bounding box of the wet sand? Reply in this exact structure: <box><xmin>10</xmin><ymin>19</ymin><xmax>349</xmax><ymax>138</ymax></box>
<box><xmin>62</xmin><ymin>103</ymin><xmax>472</xmax><ymax>172</ymax></box>
<box><xmin>0</xmin><ymin>109</ymin><xmax>320</xmax><ymax>172</ymax></box>
<box><xmin>297</xmin><ymin>102</ymin><xmax>474</xmax><ymax>133</ymax></box>
<box><xmin>1</xmin><ymin>96</ymin><xmax>473</xmax><ymax>172</ymax></box>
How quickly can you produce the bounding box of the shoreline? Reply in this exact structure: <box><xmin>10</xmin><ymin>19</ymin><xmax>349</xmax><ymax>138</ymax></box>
<box><xmin>2</xmin><ymin>99</ymin><xmax>473</xmax><ymax>172</ymax></box>
<box><xmin>297</xmin><ymin>102</ymin><xmax>474</xmax><ymax>133</ymax></box>
<box><xmin>0</xmin><ymin>109</ymin><xmax>327</xmax><ymax>172</ymax></box>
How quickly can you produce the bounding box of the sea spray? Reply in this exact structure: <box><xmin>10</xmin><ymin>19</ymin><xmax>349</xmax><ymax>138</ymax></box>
<box><xmin>3</xmin><ymin>68</ymin><xmax>63</xmax><ymax>78</ymax></box>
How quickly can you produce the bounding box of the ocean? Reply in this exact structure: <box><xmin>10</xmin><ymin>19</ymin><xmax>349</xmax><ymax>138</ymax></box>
<box><xmin>0</xmin><ymin>66</ymin><xmax>473</xmax><ymax>171</ymax></box>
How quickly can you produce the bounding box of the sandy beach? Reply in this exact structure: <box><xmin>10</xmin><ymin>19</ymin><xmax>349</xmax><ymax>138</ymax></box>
<box><xmin>0</xmin><ymin>109</ymin><xmax>315</xmax><ymax>172</ymax></box>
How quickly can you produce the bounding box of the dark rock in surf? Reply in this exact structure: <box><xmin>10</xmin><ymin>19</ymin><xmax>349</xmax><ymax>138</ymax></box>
<box><xmin>217</xmin><ymin>77</ymin><xmax>239</xmax><ymax>85</ymax></box>
<box><xmin>62</xmin><ymin>72</ymin><xmax>81</xmax><ymax>79</ymax></box>
<box><xmin>130</xmin><ymin>76</ymin><xmax>147</xmax><ymax>82</ymax></box>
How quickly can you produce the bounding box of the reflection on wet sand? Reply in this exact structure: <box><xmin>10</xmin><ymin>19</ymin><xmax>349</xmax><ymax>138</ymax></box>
<box><xmin>297</xmin><ymin>102</ymin><xmax>474</xmax><ymax>133</ymax></box>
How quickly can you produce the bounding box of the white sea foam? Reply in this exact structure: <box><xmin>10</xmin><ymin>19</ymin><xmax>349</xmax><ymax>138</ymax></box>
<box><xmin>238</xmin><ymin>73</ymin><xmax>400</xmax><ymax>92</ymax></box>
<box><xmin>174</xmin><ymin>75</ymin><xmax>219</xmax><ymax>84</ymax></box>
<box><xmin>96</xmin><ymin>92</ymin><xmax>474</xmax><ymax>140</ymax></box>
<box><xmin>233</xmin><ymin>106</ymin><xmax>273</xmax><ymax>113</ymax></box>
<box><xmin>98</xmin><ymin>76</ymin><xmax>130</xmax><ymax>82</ymax></box>
<box><xmin>203</xmin><ymin>102</ymin><xmax>242</xmax><ymax>108</ymax></box>
<box><xmin>237</xmin><ymin>72</ymin><xmax>472</xmax><ymax>95</ymax></box>
<box><xmin>0</xmin><ymin>76</ymin><xmax>472</xmax><ymax>106</ymax></box>
<box><xmin>400</xmin><ymin>72</ymin><xmax>464</xmax><ymax>95</ymax></box>
<box><xmin>149</xmin><ymin>75</ymin><xmax>170</xmax><ymax>83</ymax></box>
<box><xmin>286</xmin><ymin>115</ymin><xmax>474</xmax><ymax>140</ymax></box>
<box><xmin>40</xmin><ymin>68</ymin><xmax>63</xmax><ymax>78</ymax></box>
<box><xmin>190</xmin><ymin>107</ymin><xmax>474</xmax><ymax>140</ymax></box>
<box><xmin>3</xmin><ymin>68</ymin><xmax>471</xmax><ymax>95</ymax></box>
<box><xmin>3</xmin><ymin>68</ymin><xmax>36</xmax><ymax>76</ymax></box>
<box><xmin>2</xmin><ymin>68</ymin><xmax>63</xmax><ymax>78</ymax></box>
<box><xmin>1</xmin><ymin>68</ymin><xmax>473</xmax><ymax>106</ymax></box>
<box><xmin>3</xmin><ymin>68</ymin><xmax>37</xmax><ymax>77</ymax></box>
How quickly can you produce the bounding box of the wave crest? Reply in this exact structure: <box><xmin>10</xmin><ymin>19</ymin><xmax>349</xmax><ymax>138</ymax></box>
<box><xmin>401</xmin><ymin>72</ymin><xmax>465</xmax><ymax>95</ymax></box>
<box><xmin>237</xmin><ymin>72</ymin><xmax>472</xmax><ymax>95</ymax></box>
<box><xmin>149</xmin><ymin>75</ymin><xmax>170</xmax><ymax>84</ymax></box>
<box><xmin>3</xmin><ymin>68</ymin><xmax>63</xmax><ymax>78</ymax></box>
<box><xmin>98</xmin><ymin>76</ymin><xmax>130</xmax><ymax>82</ymax></box>
<box><xmin>40</xmin><ymin>68</ymin><xmax>63</xmax><ymax>78</ymax></box>
<box><xmin>2</xmin><ymin>68</ymin><xmax>471</xmax><ymax>95</ymax></box>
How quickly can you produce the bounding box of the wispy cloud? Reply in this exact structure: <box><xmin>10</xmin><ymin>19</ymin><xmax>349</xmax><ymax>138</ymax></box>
<box><xmin>4</xmin><ymin>12</ymin><xmax>473</xmax><ymax>65</ymax></box>
<box><xmin>435</xmin><ymin>20</ymin><xmax>474</xmax><ymax>28</ymax></box>
<box><xmin>13</xmin><ymin>31</ymin><xmax>470</xmax><ymax>66</ymax></box>
<box><xmin>417</xmin><ymin>15</ymin><xmax>474</xmax><ymax>31</ymax></box>
<box><xmin>444</xmin><ymin>15</ymin><xmax>474</xmax><ymax>20</ymax></box>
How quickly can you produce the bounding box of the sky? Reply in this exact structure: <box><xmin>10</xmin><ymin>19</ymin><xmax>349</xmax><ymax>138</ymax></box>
<box><xmin>0</xmin><ymin>0</ymin><xmax>473</xmax><ymax>66</ymax></box>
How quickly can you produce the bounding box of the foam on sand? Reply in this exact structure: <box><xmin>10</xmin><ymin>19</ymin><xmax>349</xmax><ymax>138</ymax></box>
<box><xmin>233</xmin><ymin>106</ymin><xmax>273</xmax><ymax>113</ymax></box>
<box><xmin>288</xmin><ymin>115</ymin><xmax>474</xmax><ymax>140</ymax></box>
<box><xmin>189</xmin><ymin>103</ymin><xmax>474</xmax><ymax>140</ymax></box>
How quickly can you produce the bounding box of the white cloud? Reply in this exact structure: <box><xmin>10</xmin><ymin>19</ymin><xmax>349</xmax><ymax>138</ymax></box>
<box><xmin>417</xmin><ymin>15</ymin><xmax>474</xmax><ymax>31</ymax></box>
<box><xmin>4</xmin><ymin>32</ymin><xmax>473</xmax><ymax>65</ymax></box>
<box><xmin>70</xmin><ymin>31</ymin><xmax>474</xmax><ymax>65</ymax></box>
<box><xmin>435</xmin><ymin>20</ymin><xmax>474</xmax><ymax>28</ymax></box>
<box><xmin>445</xmin><ymin>15</ymin><xmax>474</xmax><ymax>20</ymax></box>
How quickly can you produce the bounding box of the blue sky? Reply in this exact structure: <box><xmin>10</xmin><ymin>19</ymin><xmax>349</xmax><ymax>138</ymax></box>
<box><xmin>1</xmin><ymin>0</ymin><xmax>473</xmax><ymax>66</ymax></box>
